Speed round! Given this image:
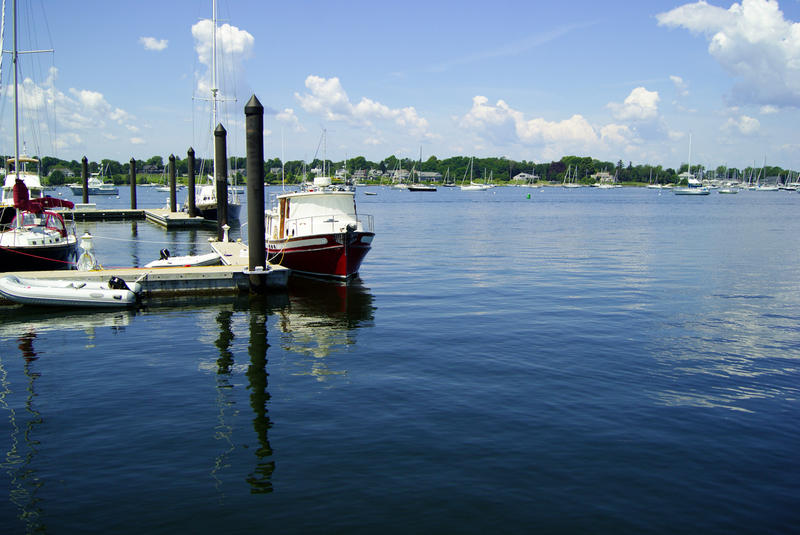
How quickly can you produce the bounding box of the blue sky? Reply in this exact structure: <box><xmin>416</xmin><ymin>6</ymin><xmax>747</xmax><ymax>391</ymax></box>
<box><xmin>2</xmin><ymin>0</ymin><xmax>800</xmax><ymax>170</ymax></box>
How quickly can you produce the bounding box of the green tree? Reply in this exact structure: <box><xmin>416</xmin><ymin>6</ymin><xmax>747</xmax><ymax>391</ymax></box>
<box><xmin>48</xmin><ymin>170</ymin><xmax>66</xmax><ymax>186</ymax></box>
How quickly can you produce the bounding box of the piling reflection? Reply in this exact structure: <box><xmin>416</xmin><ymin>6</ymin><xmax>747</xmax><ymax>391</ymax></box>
<box><xmin>277</xmin><ymin>277</ymin><xmax>375</xmax><ymax>380</ymax></box>
<box><xmin>129</xmin><ymin>220</ymin><xmax>141</xmax><ymax>267</ymax></box>
<box><xmin>245</xmin><ymin>295</ymin><xmax>274</xmax><ymax>494</ymax></box>
<box><xmin>211</xmin><ymin>309</ymin><xmax>238</xmax><ymax>496</ymax></box>
<box><xmin>0</xmin><ymin>331</ymin><xmax>45</xmax><ymax>533</ymax></box>
<box><xmin>195</xmin><ymin>295</ymin><xmax>277</xmax><ymax>495</ymax></box>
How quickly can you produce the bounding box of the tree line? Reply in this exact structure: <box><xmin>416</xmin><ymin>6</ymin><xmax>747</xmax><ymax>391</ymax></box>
<box><xmin>3</xmin><ymin>154</ymin><xmax>794</xmax><ymax>186</ymax></box>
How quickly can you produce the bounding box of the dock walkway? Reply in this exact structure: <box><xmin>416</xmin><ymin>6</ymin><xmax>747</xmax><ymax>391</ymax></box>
<box><xmin>67</xmin><ymin>207</ymin><xmax>214</xmax><ymax>229</ymax></box>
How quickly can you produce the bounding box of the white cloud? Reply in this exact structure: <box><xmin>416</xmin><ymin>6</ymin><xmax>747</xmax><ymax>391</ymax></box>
<box><xmin>723</xmin><ymin>114</ymin><xmax>760</xmax><ymax>134</ymax></box>
<box><xmin>139</xmin><ymin>37</ymin><xmax>168</xmax><ymax>52</ymax></box>
<box><xmin>600</xmin><ymin>123</ymin><xmax>634</xmax><ymax>145</ymax></box>
<box><xmin>459</xmin><ymin>95</ymin><xmax>599</xmax><ymax>155</ymax></box>
<box><xmin>295</xmin><ymin>75</ymin><xmax>431</xmax><ymax>137</ymax></box>
<box><xmin>607</xmin><ymin>87</ymin><xmax>661</xmax><ymax>121</ymax></box>
<box><xmin>760</xmin><ymin>104</ymin><xmax>778</xmax><ymax>114</ymax></box>
<box><xmin>0</xmin><ymin>65</ymin><xmax>138</xmax><ymax>155</ymax></box>
<box><xmin>670</xmin><ymin>75</ymin><xmax>690</xmax><ymax>96</ymax></box>
<box><xmin>70</xmin><ymin>89</ymin><xmax>107</xmax><ymax>111</ymax></box>
<box><xmin>657</xmin><ymin>0</ymin><xmax>800</xmax><ymax>107</ymax></box>
<box><xmin>191</xmin><ymin>19</ymin><xmax>254</xmax><ymax>99</ymax></box>
<box><xmin>275</xmin><ymin>108</ymin><xmax>304</xmax><ymax>132</ymax></box>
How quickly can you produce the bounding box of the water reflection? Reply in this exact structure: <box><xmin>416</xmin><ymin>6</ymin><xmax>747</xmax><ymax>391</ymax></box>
<box><xmin>0</xmin><ymin>307</ymin><xmax>134</xmax><ymax>348</ymax></box>
<box><xmin>277</xmin><ymin>277</ymin><xmax>375</xmax><ymax>381</ymax></box>
<box><xmin>245</xmin><ymin>296</ymin><xmax>274</xmax><ymax>494</ymax></box>
<box><xmin>211</xmin><ymin>309</ymin><xmax>238</xmax><ymax>496</ymax></box>
<box><xmin>190</xmin><ymin>296</ymin><xmax>277</xmax><ymax>496</ymax></box>
<box><xmin>130</xmin><ymin>220</ymin><xmax>140</xmax><ymax>267</ymax></box>
<box><xmin>0</xmin><ymin>331</ymin><xmax>44</xmax><ymax>533</ymax></box>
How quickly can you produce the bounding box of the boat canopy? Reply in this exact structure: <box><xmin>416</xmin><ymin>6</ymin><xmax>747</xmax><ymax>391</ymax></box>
<box><xmin>284</xmin><ymin>192</ymin><xmax>356</xmax><ymax>220</ymax></box>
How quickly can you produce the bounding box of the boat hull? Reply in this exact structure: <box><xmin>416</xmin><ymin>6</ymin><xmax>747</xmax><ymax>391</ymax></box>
<box><xmin>69</xmin><ymin>186</ymin><xmax>119</xmax><ymax>195</ymax></box>
<box><xmin>196</xmin><ymin>202</ymin><xmax>242</xmax><ymax>221</ymax></box>
<box><xmin>267</xmin><ymin>231</ymin><xmax>373</xmax><ymax>280</ymax></box>
<box><xmin>0</xmin><ymin>240</ymin><xmax>78</xmax><ymax>271</ymax></box>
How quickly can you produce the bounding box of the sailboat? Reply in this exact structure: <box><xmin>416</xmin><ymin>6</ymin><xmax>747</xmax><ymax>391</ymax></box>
<box><xmin>674</xmin><ymin>134</ymin><xmax>709</xmax><ymax>195</ymax></box>
<box><xmin>441</xmin><ymin>168</ymin><xmax>457</xmax><ymax>187</ymax></box>
<box><xmin>0</xmin><ymin>0</ymin><xmax>78</xmax><ymax>271</ymax></box>
<box><xmin>460</xmin><ymin>157</ymin><xmax>490</xmax><ymax>191</ymax></box>
<box><xmin>190</xmin><ymin>0</ymin><xmax>242</xmax><ymax>221</ymax></box>
<box><xmin>407</xmin><ymin>149</ymin><xmax>437</xmax><ymax>191</ymax></box>
<box><xmin>562</xmin><ymin>165</ymin><xmax>581</xmax><ymax>188</ymax></box>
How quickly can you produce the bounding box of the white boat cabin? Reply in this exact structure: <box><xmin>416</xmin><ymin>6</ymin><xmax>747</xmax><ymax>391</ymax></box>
<box><xmin>2</xmin><ymin>157</ymin><xmax>44</xmax><ymax>207</ymax></box>
<box><xmin>267</xmin><ymin>190</ymin><xmax>370</xmax><ymax>240</ymax></box>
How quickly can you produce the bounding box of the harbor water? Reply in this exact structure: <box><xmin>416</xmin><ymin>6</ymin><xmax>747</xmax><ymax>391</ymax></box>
<box><xmin>1</xmin><ymin>185</ymin><xmax>799</xmax><ymax>533</ymax></box>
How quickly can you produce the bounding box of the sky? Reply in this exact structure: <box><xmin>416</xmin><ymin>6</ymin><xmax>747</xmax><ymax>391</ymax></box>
<box><xmin>1</xmin><ymin>0</ymin><xmax>800</xmax><ymax>171</ymax></box>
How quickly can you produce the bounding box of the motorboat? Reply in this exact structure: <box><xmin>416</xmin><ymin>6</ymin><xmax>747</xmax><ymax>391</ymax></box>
<box><xmin>0</xmin><ymin>179</ymin><xmax>78</xmax><ymax>271</ymax></box>
<box><xmin>144</xmin><ymin>248</ymin><xmax>222</xmax><ymax>268</ymax></box>
<box><xmin>265</xmin><ymin>178</ymin><xmax>374</xmax><ymax>280</ymax></box>
<box><xmin>68</xmin><ymin>174</ymin><xmax>119</xmax><ymax>195</ymax></box>
<box><xmin>0</xmin><ymin>275</ymin><xmax>141</xmax><ymax>307</ymax></box>
<box><xmin>407</xmin><ymin>184</ymin><xmax>437</xmax><ymax>192</ymax></box>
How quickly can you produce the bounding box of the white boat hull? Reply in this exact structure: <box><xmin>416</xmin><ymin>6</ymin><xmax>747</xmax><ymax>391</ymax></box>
<box><xmin>144</xmin><ymin>251</ymin><xmax>221</xmax><ymax>268</ymax></box>
<box><xmin>0</xmin><ymin>275</ymin><xmax>141</xmax><ymax>307</ymax></box>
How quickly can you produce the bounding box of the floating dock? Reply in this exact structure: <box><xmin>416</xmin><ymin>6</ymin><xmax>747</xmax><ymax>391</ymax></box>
<box><xmin>66</xmin><ymin>206</ymin><xmax>214</xmax><ymax>229</ymax></box>
<box><xmin>0</xmin><ymin>240</ymin><xmax>289</xmax><ymax>305</ymax></box>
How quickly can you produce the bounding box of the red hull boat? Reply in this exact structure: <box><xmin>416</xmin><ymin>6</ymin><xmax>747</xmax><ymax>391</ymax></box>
<box><xmin>265</xmin><ymin>187</ymin><xmax>374</xmax><ymax>280</ymax></box>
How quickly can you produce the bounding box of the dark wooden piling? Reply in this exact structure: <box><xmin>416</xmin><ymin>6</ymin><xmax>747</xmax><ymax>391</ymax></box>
<box><xmin>81</xmin><ymin>156</ymin><xmax>89</xmax><ymax>204</ymax></box>
<box><xmin>129</xmin><ymin>157</ymin><xmax>137</xmax><ymax>209</ymax></box>
<box><xmin>168</xmin><ymin>154</ymin><xmax>177</xmax><ymax>212</ymax></box>
<box><xmin>187</xmin><ymin>147</ymin><xmax>197</xmax><ymax>217</ymax></box>
<box><xmin>245</xmin><ymin>95</ymin><xmax>267</xmax><ymax>288</ymax></box>
<box><xmin>214</xmin><ymin>124</ymin><xmax>228</xmax><ymax>241</ymax></box>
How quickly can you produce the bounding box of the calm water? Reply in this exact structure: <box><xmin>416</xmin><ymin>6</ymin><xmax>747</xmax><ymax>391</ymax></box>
<box><xmin>1</xmin><ymin>186</ymin><xmax>799</xmax><ymax>533</ymax></box>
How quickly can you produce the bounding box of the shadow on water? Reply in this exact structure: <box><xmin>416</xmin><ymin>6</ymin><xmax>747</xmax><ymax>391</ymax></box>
<box><xmin>0</xmin><ymin>331</ymin><xmax>45</xmax><ymax>533</ymax></box>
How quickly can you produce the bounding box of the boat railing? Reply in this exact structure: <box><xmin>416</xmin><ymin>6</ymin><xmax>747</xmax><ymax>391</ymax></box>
<box><xmin>281</xmin><ymin>212</ymin><xmax>374</xmax><ymax>237</ymax></box>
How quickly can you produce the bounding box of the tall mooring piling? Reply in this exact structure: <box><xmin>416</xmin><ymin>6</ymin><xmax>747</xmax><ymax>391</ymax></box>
<box><xmin>245</xmin><ymin>94</ymin><xmax>267</xmax><ymax>290</ymax></box>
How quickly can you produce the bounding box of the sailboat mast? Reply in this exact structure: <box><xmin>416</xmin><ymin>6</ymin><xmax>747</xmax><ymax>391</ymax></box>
<box><xmin>211</xmin><ymin>0</ymin><xmax>219</xmax><ymax>176</ymax></box>
<box><xmin>12</xmin><ymin>0</ymin><xmax>19</xmax><ymax>181</ymax></box>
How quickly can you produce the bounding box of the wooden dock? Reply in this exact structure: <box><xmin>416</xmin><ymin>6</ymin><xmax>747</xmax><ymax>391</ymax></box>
<box><xmin>66</xmin><ymin>206</ymin><xmax>214</xmax><ymax>229</ymax></box>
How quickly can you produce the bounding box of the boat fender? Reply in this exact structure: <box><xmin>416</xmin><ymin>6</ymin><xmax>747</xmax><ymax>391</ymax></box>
<box><xmin>160</xmin><ymin>248</ymin><xmax>170</xmax><ymax>260</ymax></box>
<box><xmin>108</xmin><ymin>276</ymin><xmax>130</xmax><ymax>291</ymax></box>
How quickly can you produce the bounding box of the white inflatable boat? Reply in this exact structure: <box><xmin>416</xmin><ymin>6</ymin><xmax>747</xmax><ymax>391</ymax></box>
<box><xmin>144</xmin><ymin>248</ymin><xmax>221</xmax><ymax>268</ymax></box>
<box><xmin>0</xmin><ymin>275</ymin><xmax>142</xmax><ymax>307</ymax></box>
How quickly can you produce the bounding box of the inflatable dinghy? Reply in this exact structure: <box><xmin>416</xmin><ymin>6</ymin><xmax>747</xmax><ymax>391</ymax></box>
<box><xmin>0</xmin><ymin>275</ymin><xmax>141</xmax><ymax>307</ymax></box>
